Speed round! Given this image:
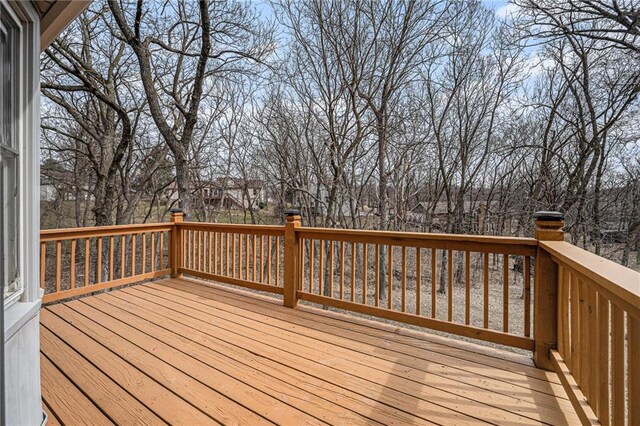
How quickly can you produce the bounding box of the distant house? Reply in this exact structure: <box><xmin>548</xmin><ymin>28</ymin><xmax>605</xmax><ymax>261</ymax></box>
<box><xmin>410</xmin><ymin>201</ymin><xmax>500</xmax><ymax>233</ymax></box>
<box><xmin>40</xmin><ymin>168</ymin><xmax>91</xmax><ymax>202</ymax></box>
<box><xmin>166</xmin><ymin>177</ymin><xmax>266</xmax><ymax>210</ymax></box>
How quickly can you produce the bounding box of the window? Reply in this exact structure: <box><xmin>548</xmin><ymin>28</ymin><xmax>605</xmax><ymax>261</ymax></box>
<box><xmin>1</xmin><ymin>9</ymin><xmax>21</xmax><ymax>305</ymax></box>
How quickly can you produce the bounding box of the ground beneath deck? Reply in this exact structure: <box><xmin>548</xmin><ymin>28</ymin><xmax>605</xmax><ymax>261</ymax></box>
<box><xmin>40</xmin><ymin>277</ymin><xmax>579</xmax><ymax>425</ymax></box>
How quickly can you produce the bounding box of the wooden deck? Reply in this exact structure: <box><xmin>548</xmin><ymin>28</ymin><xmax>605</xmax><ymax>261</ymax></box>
<box><xmin>40</xmin><ymin>277</ymin><xmax>579</xmax><ymax>425</ymax></box>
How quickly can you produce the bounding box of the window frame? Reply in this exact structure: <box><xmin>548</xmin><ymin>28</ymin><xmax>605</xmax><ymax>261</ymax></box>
<box><xmin>1</xmin><ymin>1</ymin><xmax>23</xmax><ymax>308</ymax></box>
<box><xmin>1</xmin><ymin>0</ymin><xmax>40</xmax><ymax>310</ymax></box>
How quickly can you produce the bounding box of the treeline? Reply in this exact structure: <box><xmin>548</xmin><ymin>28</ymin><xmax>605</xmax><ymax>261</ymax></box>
<box><xmin>40</xmin><ymin>0</ymin><xmax>640</xmax><ymax>268</ymax></box>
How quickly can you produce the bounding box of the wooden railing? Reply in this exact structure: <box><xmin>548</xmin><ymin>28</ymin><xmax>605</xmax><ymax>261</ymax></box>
<box><xmin>40</xmin><ymin>222</ymin><xmax>173</xmax><ymax>304</ymax></box>
<box><xmin>178</xmin><ymin>222</ymin><xmax>285</xmax><ymax>294</ymax></box>
<box><xmin>40</xmin><ymin>209</ymin><xmax>640</xmax><ymax>424</ymax></box>
<box><xmin>542</xmin><ymin>240</ymin><xmax>640</xmax><ymax>426</ymax></box>
<box><xmin>294</xmin><ymin>226</ymin><xmax>537</xmax><ymax>350</ymax></box>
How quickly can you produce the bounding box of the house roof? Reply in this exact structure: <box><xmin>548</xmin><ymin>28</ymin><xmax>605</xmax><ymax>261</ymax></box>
<box><xmin>33</xmin><ymin>0</ymin><xmax>90</xmax><ymax>50</ymax></box>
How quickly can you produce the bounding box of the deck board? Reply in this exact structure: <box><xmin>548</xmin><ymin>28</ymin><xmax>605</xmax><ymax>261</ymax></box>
<box><xmin>151</xmin><ymin>280</ymin><xmax>570</xmax><ymax>401</ymax></box>
<box><xmin>41</xmin><ymin>277</ymin><xmax>580</xmax><ymax>425</ymax></box>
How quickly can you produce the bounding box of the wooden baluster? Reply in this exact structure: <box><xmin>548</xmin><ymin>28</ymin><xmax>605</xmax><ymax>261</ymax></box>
<box><xmin>85</xmin><ymin>239</ymin><xmax>90</xmax><ymax>286</ymax></box>
<box><xmin>260</xmin><ymin>235</ymin><xmax>265</xmax><ymax>282</ymax></box>
<box><xmin>252</xmin><ymin>234</ymin><xmax>257</xmax><ymax>282</ymax></box>
<box><xmin>209</xmin><ymin>232</ymin><xmax>214</xmax><ymax>274</ymax></box>
<box><xmin>141</xmin><ymin>234</ymin><xmax>146</xmax><ymax>274</ymax></box>
<box><xmin>416</xmin><ymin>247</ymin><xmax>421</xmax><ymax>316</ymax></box>
<box><xmin>187</xmin><ymin>231</ymin><xmax>192</xmax><ymax>270</ymax></box>
<box><xmin>70</xmin><ymin>240</ymin><xmax>76</xmax><ymax>289</ymax></box>
<box><xmin>387</xmin><ymin>245</ymin><xmax>393</xmax><ymax>310</ymax></box>
<box><xmin>185</xmin><ymin>231</ymin><xmax>190</xmax><ymax>270</ymax></box>
<box><xmin>298</xmin><ymin>238</ymin><xmax>304</xmax><ymax>289</ymax></box>
<box><xmin>524</xmin><ymin>256</ymin><xmax>531</xmax><ymax>338</ymax></box>
<box><xmin>362</xmin><ymin>243</ymin><xmax>367</xmax><ymax>304</ymax></box>
<box><xmin>503</xmin><ymin>253</ymin><xmax>509</xmax><ymax>332</ymax></box>
<box><xmin>121</xmin><ymin>235</ymin><xmax>126</xmax><ymax>278</ymax></box>
<box><xmin>195</xmin><ymin>231</ymin><xmax>200</xmax><ymax>270</ymax></box>
<box><xmin>310</xmin><ymin>240</ymin><xmax>315</xmax><ymax>293</ymax></box>
<box><xmin>447</xmin><ymin>249</ymin><xmax>453</xmax><ymax>322</ymax></box>
<box><xmin>232</xmin><ymin>233</ymin><xmax>237</xmax><ymax>278</ymax></box>
<box><xmin>350</xmin><ymin>243</ymin><xmax>355</xmax><ymax>301</ymax></box>
<box><xmin>375</xmin><ymin>245</ymin><xmax>380</xmax><ymax>307</ymax></box>
<box><xmin>484</xmin><ymin>252</ymin><xmax>489</xmax><ymax>328</ymax></box>
<box><xmin>213</xmin><ymin>232</ymin><xmax>218</xmax><ymax>275</ymax></box>
<box><xmin>558</xmin><ymin>267</ymin><xmax>570</xmax><ymax>364</ymax></box>
<box><xmin>268</xmin><ymin>236</ymin><xmax>272</xmax><ymax>284</ymax></box>
<box><xmin>191</xmin><ymin>230</ymin><xmax>195</xmax><ymax>270</ymax></box>
<box><xmin>109</xmin><ymin>234</ymin><xmax>115</xmax><ymax>281</ymax></box>
<box><xmin>610</xmin><ymin>304</ymin><xmax>625</xmax><ymax>425</ymax></box>
<box><xmin>130</xmin><ymin>234</ymin><xmax>136</xmax><ymax>276</ymax></box>
<box><xmin>159</xmin><ymin>232</ymin><xmax>164</xmax><ymax>270</ymax></box>
<box><xmin>432</xmin><ymin>248</ymin><xmax>437</xmax><ymax>318</ymax></box>
<box><xmin>297</xmin><ymin>241</ymin><xmax>303</xmax><ymax>290</ymax></box>
<box><xmin>199</xmin><ymin>231</ymin><xmax>204</xmax><ymax>271</ymax></box>
<box><xmin>97</xmin><ymin>237</ymin><xmax>103</xmax><ymax>283</ymax></box>
<box><xmin>238</xmin><ymin>233</ymin><xmax>243</xmax><ymax>278</ymax></box>
<box><xmin>181</xmin><ymin>230</ymin><xmax>186</xmax><ymax>271</ymax></box>
<box><xmin>149</xmin><ymin>234</ymin><xmax>154</xmax><ymax>274</ymax></box>
<box><xmin>588</xmin><ymin>285</ymin><xmax>598</xmax><ymax>408</ymax></box>
<box><xmin>329</xmin><ymin>240</ymin><xmax>335</xmax><ymax>298</ymax></box>
<box><xmin>40</xmin><ymin>242</ymin><xmax>46</xmax><ymax>290</ymax></box>
<box><xmin>192</xmin><ymin>231</ymin><xmax>196</xmax><ymax>271</ymax></box>
<box><xmin>226</xmin><ymin>233</ymin><xmax>231</xmax><ymax>277</ymax></box>
<box><xmin>202</xmin><ymin>231</ymin><xmax>206</xmax><ymax>272</ymax></box>
<box><xmin>276</xmin><ymin>236</ymin><xmax>280</xmax><ymax>286</ymax></box>
<box><xmin>191</xmin><ymin>230</ymin><xmax>196</xmax><ymax>270</ymax></box>
<box><xmin>629</xmin><ymin>313</ymin><xmax>640</xmax><ymax>426</ymax></box>
<box><xmin>218</xmin><ymin>231</ymin><xmax>222</xmax><ymax>276</ymax></box>
<box><xmin>401</xmin><ymin>246</ymin><xmax>406</xmax><ymax>312</ymax></box>
<box><xmin>201</xmin><ymin>232</ymin><xmax>206</xmax><ymax>273</ymax></box>
<box><xmin>318</xmin><ymin>240</ymin><xmax>324</xmax><ymax>296</ymax></box>
<box><xmin>596</xmin><ymin>293</ymin><xmax>609</xmax><ymax>425</ymax></box>
<box><xmin>465</xmin><ymin>251</ymin><xmax>470</xmax><ymax>325</ymax></box>
<box><xmin>56</xmin><ymin>240</ymin><xmax>62</xmax><ymax>292</ymax></box>
<box><xmin>340</xmin><ymin>241</ymin><xmax>345</xmax><ymax>299</ymax></box>
<box><xmin>570</xmin><ymin>272</ymin><xmax>580</xmax><ymax>383</ymax></box>
<box><xmin>579</xmin><ymin>279</ymin><xmax>591</xmax><ymax>397</ymax></box>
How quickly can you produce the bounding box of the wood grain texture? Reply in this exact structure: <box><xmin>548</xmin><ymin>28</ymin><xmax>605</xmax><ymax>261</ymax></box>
<box><xmin>40</xmin><ymin>277</ymin><xmax>580</xmax><ymax>425</ymax></box>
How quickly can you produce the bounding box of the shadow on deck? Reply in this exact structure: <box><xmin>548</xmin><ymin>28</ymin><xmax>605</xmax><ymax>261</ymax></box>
<box><xmin>40</xmin><ymin>277</ymin><xmax>579</xmax><ymax>425</ymax></box>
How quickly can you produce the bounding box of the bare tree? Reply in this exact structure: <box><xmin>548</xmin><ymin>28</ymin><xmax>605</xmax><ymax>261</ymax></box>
<box><xmin>107</xmin><ymin>0</ymin><xmax>273</xmax><ymax>215</ymax></box>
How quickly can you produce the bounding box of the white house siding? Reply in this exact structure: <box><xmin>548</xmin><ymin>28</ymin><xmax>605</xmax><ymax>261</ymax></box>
<box><xmin>4</xmin><ymin>304</ymin><xmax>42</xmax><ymax>426</ymax></box>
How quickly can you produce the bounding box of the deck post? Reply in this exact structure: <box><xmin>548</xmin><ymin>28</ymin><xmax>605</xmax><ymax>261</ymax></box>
<box><xmin>283</xmin><ymin>210</ymin><xmax>301</xmax><ymax>308</ymax></box>
<box><xmin>170</xmin><ymin>209</ymin><xmax>184</xmax><ymax>278</ymax></box>
<box><xmin>533</xmin><ymin>211</ymin><xmax>564</xmax><ymax>371</ymax></box>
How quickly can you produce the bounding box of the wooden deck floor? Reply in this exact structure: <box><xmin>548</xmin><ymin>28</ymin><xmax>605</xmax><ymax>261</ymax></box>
<box><xmin>40</xmin><ymin>277</ymin><xmax>579</xmax><ymax>425</ymax></box>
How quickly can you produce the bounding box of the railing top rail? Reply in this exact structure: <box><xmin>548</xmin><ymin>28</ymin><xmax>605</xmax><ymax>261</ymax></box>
<box><xmin>297</xmin><ymin>226</ymin><xmax>538</xmax><ymax>245</ymax></box>
<box><xmin>177</xmin><ymin>222</ymin><xmax>285</xmax><ymax>235</ymax></box>
<box><xmin>40</xmin><ymin>222</ymin><xmax>174</xmax><ymax>242</ymax></box>
<box><xmin>541</xmin><ymin>240</ymin><xmax>640</xmax><ymax>314</ymax></box>
<box><xmin>297</xmin><ymin>226</ymin><xmax>537</xmax><ymax>255</ymax></box>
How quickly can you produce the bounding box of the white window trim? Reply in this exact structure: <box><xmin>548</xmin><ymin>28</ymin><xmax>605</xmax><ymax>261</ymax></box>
<box><xmin>3</xmin><ymin>0</ymin><xmax>41</xmax><ymax>330</ymax></box>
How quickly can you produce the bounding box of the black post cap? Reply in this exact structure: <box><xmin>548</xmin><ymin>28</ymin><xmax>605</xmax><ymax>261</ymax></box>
<box><xmin>284</xmin><ymin>209</ymin><xmax>301</xmax><ymax>216</ymax></box>
<box><xmin>533</xmin><ymin>211</ymin><xmax>564</xmax><ymax>221</ymax></box>
<box><xmin>169</xmin><ymin>208</ymin><xmax>183</xmax><ymax>213</ymax></box>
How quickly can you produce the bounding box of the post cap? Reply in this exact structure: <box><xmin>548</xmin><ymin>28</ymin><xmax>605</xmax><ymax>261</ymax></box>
<box><xmin>284</xmin><ymin>209</ymin><xmax>301</xmax><ymax>217</ymax></box>
<box><xmin>533</xmin><ymin>211</ymin><xmax>564</xmax><ymax>221</ymax></box>
<box><xmin>169</xmin><ymin>208</ymin><xmax>183</xmax><ymax>214</ymax></box>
